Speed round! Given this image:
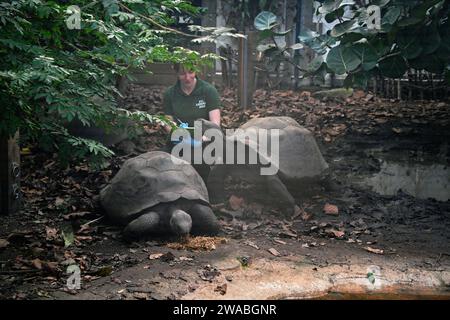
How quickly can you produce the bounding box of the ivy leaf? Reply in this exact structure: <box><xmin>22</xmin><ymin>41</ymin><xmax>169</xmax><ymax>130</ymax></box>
<box><xmin>326</xmin><ymin>45</ymin><xmax>361</xmax><ymax>75</ymax></box>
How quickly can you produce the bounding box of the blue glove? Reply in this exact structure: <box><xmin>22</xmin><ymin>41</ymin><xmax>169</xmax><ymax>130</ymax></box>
<box><xmin>179</xmin><ymin>122</ymin><xmax>189</xmax><ymax>129</ymax></box>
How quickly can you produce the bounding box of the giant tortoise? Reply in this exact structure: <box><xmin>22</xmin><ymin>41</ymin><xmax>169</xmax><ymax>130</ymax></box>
<box><xmin>100</xmin><ymin>151</ymin><xmax>220</xmax><ymax>240</ymax></box>
<box><xmin>196</xmin><ymin>117</ymin><xmax>331</xmax><ymax>214</ymax></box>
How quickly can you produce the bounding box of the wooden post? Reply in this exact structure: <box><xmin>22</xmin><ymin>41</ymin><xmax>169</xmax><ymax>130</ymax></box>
<box><xmin>238</xmin><ymin>36</ymin><xmax>248</xmax><ymax>109</ymax></box>
<box><xmin>0</xmin><ymin>131</ymin><xmax>21</xmax><ymax>215</ymax></box>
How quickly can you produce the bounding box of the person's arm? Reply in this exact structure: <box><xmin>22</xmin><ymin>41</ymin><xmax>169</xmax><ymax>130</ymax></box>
<box><xmin>163</xmin><ymin>115</ymin><xmax>175</xmax><ymax>134</ymax></box>
<box><xmin>208</xmin><ymin>109</ymin><xmax>221</xmax><ymax>127</ymax></box>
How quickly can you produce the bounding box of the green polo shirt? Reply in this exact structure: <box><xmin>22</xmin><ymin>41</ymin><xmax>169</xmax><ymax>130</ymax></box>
<box><xmin>163</xmin><ymin>78</ymin><xmax>221</xmax><ymax>127</ymax></box>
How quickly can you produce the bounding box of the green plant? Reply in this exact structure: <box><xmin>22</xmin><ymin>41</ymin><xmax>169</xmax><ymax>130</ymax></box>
<box><xmin>0</xmin><ymin>0</ymin><xmax>237</xmax><ymax>167</ymax></box>
<box><xmin>254</xmin><ymin>0</ymin><xmax>450</xmax><ymax>88</ymax></box>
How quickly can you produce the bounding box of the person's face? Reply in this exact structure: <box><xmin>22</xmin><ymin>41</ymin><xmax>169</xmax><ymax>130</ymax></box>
<box><xmin>177</xmin><ymin>69</ymin><xmax>196</xmax><ymax>86</ymax></box>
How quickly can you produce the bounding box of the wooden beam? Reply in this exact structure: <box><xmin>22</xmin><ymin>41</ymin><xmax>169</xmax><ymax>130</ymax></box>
<box><xmin>0</xmin><ymin>131</ymin><xmax>21</xmax><ymax>215</ymax></box>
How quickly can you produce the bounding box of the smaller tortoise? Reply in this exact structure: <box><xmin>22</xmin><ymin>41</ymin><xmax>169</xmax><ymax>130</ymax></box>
<box><xmin>100</xmin><ymin>151</ymin><xmax>220</xmax><ymax>240</ymax></box>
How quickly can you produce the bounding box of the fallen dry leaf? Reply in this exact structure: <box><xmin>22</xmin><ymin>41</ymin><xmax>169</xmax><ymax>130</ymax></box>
<box><xmin>324</xmin><ymin>203</ymin><xmax>339</xmax><ymax>216</ymax></box>
<box><xmin>149</xmin><ymin>253</ymin><xmax>164</xmax><ymax>260</ymax></box>
<box><xmin>214</xmin><ymin>283</ymin><xmax>227</xmax><ymax>295</ymax></box>
<box><xmin>45</xmin><ymin>226</ymin><xmax>58</xmax><ymax>241</ymax></box>
<box><xmin>243</xmin><ymin>240</ymin><xmax>260</xmax><ymax>250</ymax></box>
<box><xmin>55</xmin><ymin>197</ymin><xmax>65</xmax><ymax>207</ymax></box>
<box><xmin>63</xmin><ymin>212</ymin><xmax>91</xmax><ymax>220</ymax></box>
<box><xmin>325</xmin><ymin>229</ymin><xmax>345</xmax><ymax>239</ymax></box>
<box><xmin>178</xmin><ymin>256</ymin><xmax>194</xmax><ymax>261</ymax></box>
<box><xmin>268</xmin><ymin>248</ymin><xmax>280</xmax><ymax>257</ymax></box>
<box><xmin>0</xmin><ymin>239</ymin><xmax>9</xmax><ymax>249</ymax></box>
<box><xmin>229</xmin><ymin>195</ymin><xmax>245</xmax><ymax>211</ymax></box>
<box><xmin>365</xmin><ymin>247</ymin><xmax>384</xmax><ymax>255</ymax></box>
<box><xmin>32</xmin><ymin>258</ymin><xmax>43</xmax><ymax>270</ymax></box>
<box><xmin>167</xmin><ymin>236</ymin><xmax>227</xmax><ymax>251</ymax></box>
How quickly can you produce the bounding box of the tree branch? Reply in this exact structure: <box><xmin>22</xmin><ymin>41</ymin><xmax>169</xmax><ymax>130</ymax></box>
<box><xmin>118</xmin><ymin>3</ymin><xmax>197</xmax><ymax>38</ymax></box>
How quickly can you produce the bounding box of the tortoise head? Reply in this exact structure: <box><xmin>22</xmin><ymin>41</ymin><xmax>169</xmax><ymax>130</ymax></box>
<box><xmin>169</xmin><ymin>209</ymin><xmax>192</xmax><ymax>236</ymax></box>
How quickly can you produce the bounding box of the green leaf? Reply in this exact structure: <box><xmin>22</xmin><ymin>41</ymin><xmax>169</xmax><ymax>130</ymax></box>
<box><xmin>325</xmin><ymin>7</ymin><xmax>344</xmax><ymax>23</ymax></box>
<box><xmin>330</xmin><ymin>20</ymin><xmax>357</xmax><ymax>37</ymax></box>
<box><xmin>254</xmin><ymin>11</ymin><xmax>277</xmax><ymax>31</ymax></box>
<box><xmin>319</xmin><ymin>0</ymin><xmax>342</xmax><ymax>15</ymax></box>
<box><xmin>340</xmin><ymin>32</ymin><xmax>364</xmax><ymax>44</ymax></box>
<box><xmin>397</xmin><ymin>30</ymin><xmax>423</xmax><ymax>59</ymax></box>
<box><xmin>379</xmin><ymin>54</ymin><xmax>407</xmax><ymax>78</ymax></box>
<box><xmin>326</xmin><ymin>45</ymin><xmax>361</xmax><ymax>75</ymax></box>
<box><xmin>307</xmin><ymin>56</ymin><xmax>324</xmax><ymax>73</ymax></box>
<box><xmin>370</xmin><ymin>37</ymin><xmax>391</xmax><ymax>57</ymax></box>
<box><xmin>371</xmin><ymin>0</ymin><xmax>391</xmax><ymax>7</ymax></box>
<box><xmin>397</xmin><ymin>17</ymin><xmax>423</xmax><ymax>27</ymax></box>
<box><xmin>62</xmin><ymin>226</ymin><xmax>74</xmax><ymax>248</ymax></box>
<box><xmin>289</xmin><ymin>43</ymin><xmax>304</xmax><ymax>50</ymax></box>
<box><xmin>344</xmin><ymin>72</ymin><xmax>369</xmax><ymax>89</ymax></box>
<box><xmin>258</xmin><ymin>29</ymin><xmax>275</xmax><ymax>41</ymax></box>
<box><xmin>382</xmin><ymin>6</ymin><xmax>401</xmax><ymax>25</ymax></box>
<box><xmin>420</xmin><ymin>55</ymin><xmax>446</xmax><ymax>74</ymax></box>
<box><xmin>256</xmin><ymin>43</ymin><xmax>277</xmax><ymax>52</ymax></box>
<box><xmin>421</xmin><ymin>26</ymin><xmax>441</xmax><ymax>55</ymax></box>
<box><xmin>352</xmin><ymin>43</ymin><xmax>378</xmax><ymax>71</ymax></box>
<box><xmin>339</xmin><ymin>0</ymin><xmax>356</xmax><ymax>8</ymax></box>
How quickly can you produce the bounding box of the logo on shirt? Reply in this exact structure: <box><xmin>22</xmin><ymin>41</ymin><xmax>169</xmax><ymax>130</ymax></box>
<box><xmin>196</xmin><ymin>99</ymin><xmax>206</xmax><ymax>109</ymax></box>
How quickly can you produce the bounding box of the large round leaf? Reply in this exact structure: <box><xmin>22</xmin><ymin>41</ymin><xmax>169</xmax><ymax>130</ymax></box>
<box><xmin>382</xmin><ymin>6</ymin><xmax>401</xmax><ymax>25</ymax></box>
<box><xmin>379</xmin><ymin>54</ymin><xmax>407</xmax><ymax>78</ymax></box>
<box><xmin>307</xmin><ymin>56</ymin><xmax>324</xmax><ymax>73</ymax></box>
<box><xmin>421</xmin><ymin>26</ymin><xmax>441</xmax><ymax>55</ymax></box>
<box><xmin>422</xmin><ymin>55</ymin><xmax>446</xmax><ymax>74</ymax></box>
<box><xmin>326</xmin><ymin>45</ymin><xmax>361</xmax><ymax>75</ymax></box>
<box><xmin>352</xmin><ymin>43</ymin><xmax>378</xmax><ymax>71</ymax></box>
<box><xmin>344</xmin><ymin>72</ymin><xmax>369</xmax><ymax>89</ymax></box>
<box><xmin>397</xmin><ymin>30</ymin><xmax>423</xmax><ymax>59</ymax></box>
<box><xmin>254</xmin><ymin>11</ymin><xmax>277</xmax><ymax>31</ymax></box>
<box><xmin>370</xmin><ymin>37</ymin><xmax>390</xmax><ymax>57</ymax></box>
<box><xmin>325</xmin><ymin>7</ymin><xmax>344</xmax><ymax>23</ymax></box>
<box><xmin>331</xmin><ymin>20</ymin><xmax>357</xmax><ymax>37</ymax></box>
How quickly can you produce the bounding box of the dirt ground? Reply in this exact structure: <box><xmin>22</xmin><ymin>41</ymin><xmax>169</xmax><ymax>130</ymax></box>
<box><xmin>0</xmin><ymin>85</ymin><xmax>449</xmax><ymax>300</ymax></box>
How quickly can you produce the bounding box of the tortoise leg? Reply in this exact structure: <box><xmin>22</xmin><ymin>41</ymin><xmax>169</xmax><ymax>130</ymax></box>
<box><xmin>265</xmin><ymin>175</ymin><xmax>297</xmax><ymax>215</ymax></box>
<box><xmin>188</xmin><ymin>203</ymin><xmax>220</xmax><ymax>236</ymax></box>
<box><xmin>123</xmin><ymin>211</ymin><xmax>160</xmax><ymax>240</ymax></box>
<box><xmin>207</xmin><ymin>165</ymin><xmax>227</xmax><ymax>204</ymax></box>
